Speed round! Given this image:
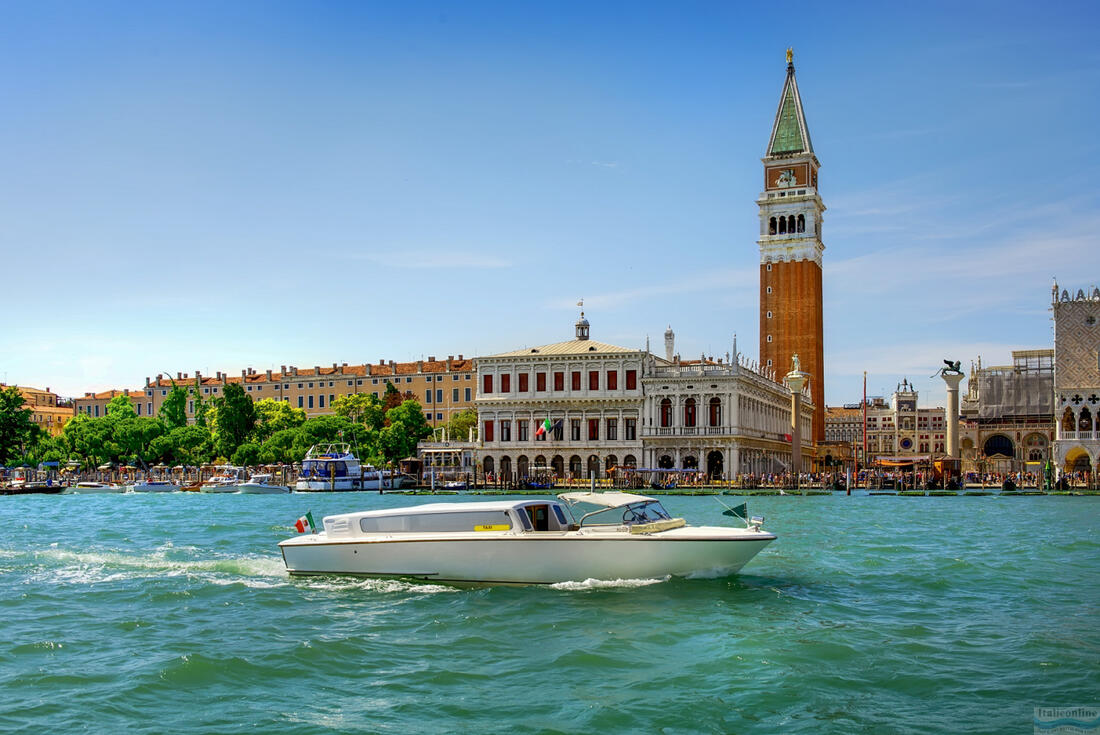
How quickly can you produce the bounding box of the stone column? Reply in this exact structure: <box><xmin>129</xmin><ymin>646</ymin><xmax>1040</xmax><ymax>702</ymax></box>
<box><xmin>941</xmin><ymin>372</ymin><xmax>965</xmax><ymax>458</ymax></box>
<box><xmin>785</xmin><ymin>363</ymin><xmax>809</xmax><ymax>476</ymax></box>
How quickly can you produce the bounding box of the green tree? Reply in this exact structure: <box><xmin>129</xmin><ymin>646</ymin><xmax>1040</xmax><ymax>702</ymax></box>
<box><xmin>167</xmin><ymin>425</ymin><xmax>213</xmax><ymax>466</ymax></box>
<box><xmin>0</xmin><ymin>386</ymin><xmax>38</xmax><ymax>465</ymax></box>
<box><xmin>378</xmin><ymin>399</ymin><xmax>433</xmax><ymax>465</ymax></box>
<box><xmin>105</xmin><ymin>394</ymin><xmax>137</xmax><ymax>421</ymax></box>
<box><xmin>260</xmin><ymin>428</ymin><xmax>301</xmax><ymax>464</ymax></box>
<box><xmin>213</xmin><ymin>384</ymin><xmax>256</xmax><ymax>458</ymax></box>
<box><xmin>446</xmin><ymin>409</ymin><xmax>478</xmax><ymax>442</ymax></box>
<box><xmin>114</xmin><ymin>417</ymin><xmax>166</xmax><ymax>466</ymax></box>
<box><xmin>332</xmin><ymin>393</ymin><xmax>384</xmax><ymax>429</ymax></box>
<box><xmin>252</xmin><ymin>398</ymin><xmax>306</xmax><ymax>443</ymax></box>
<box><xmin>231</xmin><ymin>441</ymin><xmax>262</xmax><ymax>467</ymax></box>
<box><xmin>381</xmin><ymin>382</ymin><xmax>415</xmax><ymax>416</ymax></box>
<box><xmin>159</xmin><ymin>385</ymin><xmax>189</xmax><ymax>429</ymax></box>
<box><xmin>192</xmin><ymin>378</ymin><xmax>210</xmax><ymax>428</ymax></box>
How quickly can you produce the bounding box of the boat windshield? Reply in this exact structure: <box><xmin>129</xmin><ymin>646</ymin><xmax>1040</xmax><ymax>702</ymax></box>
<box><xmin>577</xmin><ymin>499</ymin><xmax>672</xmax><ymax>527</ymax></box>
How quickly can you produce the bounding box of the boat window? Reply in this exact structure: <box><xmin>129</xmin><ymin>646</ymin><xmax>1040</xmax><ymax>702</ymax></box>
<box><xmin>525</xmin><ymin>505</ymin><xmax>550</xmax><ymax>531</ymax></box>
<box><xmin>359</xmin><ymin>511</ymin><xmax>513</xmax><ymax>534</ymax></box>
<box><xmin>514</xmin><ymin>509</ymin><xmax>533</xmax><ymax>531</ymax></box>
<box><xmin>552</xmin><ymin>504</ymin><xmax>569</xmax><ymax>527</ymax></box>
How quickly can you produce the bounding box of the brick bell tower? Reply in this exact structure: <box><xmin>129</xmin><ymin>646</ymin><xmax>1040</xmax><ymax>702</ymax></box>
<box><xmin>758</xmin><ymin>49</ymin><xmax>825</xmax><ymax>444</ymax></box>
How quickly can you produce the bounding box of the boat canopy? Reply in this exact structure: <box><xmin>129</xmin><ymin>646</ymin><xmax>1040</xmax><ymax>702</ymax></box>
<box><xmin>557</xmin><ymin>491</ymin><xmax>656</xmax><ymax>508</ymax></box>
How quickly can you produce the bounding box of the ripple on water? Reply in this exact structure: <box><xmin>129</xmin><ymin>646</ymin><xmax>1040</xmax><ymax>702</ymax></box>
<box><xmin>0</xmin><ymin>493</ymin><xmax>1096</xmax><ymax>734</ymax></box>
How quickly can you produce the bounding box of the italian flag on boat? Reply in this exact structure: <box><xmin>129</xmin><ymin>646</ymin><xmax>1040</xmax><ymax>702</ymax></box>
<box><xmin>294</xmin><ymin>511</ymin><xmax>316</xmax><ymax>534</ymax></box>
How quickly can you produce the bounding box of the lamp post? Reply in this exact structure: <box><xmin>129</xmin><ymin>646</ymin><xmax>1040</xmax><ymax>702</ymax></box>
<box><xmin>785</xmin><ymin>355</ymin><xmax>810</xmax><ymax>493</ymax></box>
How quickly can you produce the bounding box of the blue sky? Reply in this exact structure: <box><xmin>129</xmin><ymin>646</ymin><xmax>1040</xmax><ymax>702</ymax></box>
<box><xmin>2</xmin><ymin>1</ymin><xmax>1098</xmax><ymax>406</ymax></box>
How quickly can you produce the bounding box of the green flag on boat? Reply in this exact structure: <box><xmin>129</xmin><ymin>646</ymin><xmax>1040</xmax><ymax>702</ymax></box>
<box><xmin>722</xmin><ymin>503</ymin><xmax>747</xmax><ymax>520</ymax></box>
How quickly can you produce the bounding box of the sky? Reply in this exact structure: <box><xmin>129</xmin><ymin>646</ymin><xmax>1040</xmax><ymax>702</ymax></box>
<box><xmin>2</xmin><ymin>1</ymin><xmax>1098</xmax><ymax>407</ymax></box>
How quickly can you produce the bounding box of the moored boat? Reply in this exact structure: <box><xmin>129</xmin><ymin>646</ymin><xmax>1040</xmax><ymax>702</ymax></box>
<box><xmin>295</xmin><ymin>444</ymin><xmax>362</xmax><ymax>492</ymax></box>
<box><xmin>201</xmin><ymin>466</ymin><xmax>246</xmax><ymax>493</ymax></box>
<box><xmin>279</xmin><ymin>492</ymin><xmax>775</xmax><ymax>585</ymax></box>
<box><xmin>129</xmin><ymin>480</ymin><xmax>181</xmax><ymax>493</ymax></box>
<box><xmin>65</xmin><ymin>482</ymin><xmax>125</xmax><ymax>494</ymax></box>
<box><xmin>236</xmin><ymin>474</ymin><xmax>291</xmax><ymax>494</ymax></box>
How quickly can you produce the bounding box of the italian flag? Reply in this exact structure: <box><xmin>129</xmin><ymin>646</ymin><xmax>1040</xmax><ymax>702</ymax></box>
<box><xmin>294</xmin><ymin>511</ymin><xmax>316</xmax><ymax>534</ymax></box>
<box><xmin>534</xmin><ymin>418</ymin><xmax>552</xmax><ymax>437</ymax></box>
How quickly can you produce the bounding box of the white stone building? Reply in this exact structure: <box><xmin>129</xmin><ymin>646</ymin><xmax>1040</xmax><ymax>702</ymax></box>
<box><xmin>1052</xmin><ymin>282</ymin><xmax>1100</xmax><ymax>476</ymax></box>
<box><xmin>475</xmin><ymin>315</ymin><xmax>646</xmax><ymax>480</ymax></box>
<box><xmin>475</xmin><ymin>316</ymin><xmax>808</xmax><ymax>480</ymax></box>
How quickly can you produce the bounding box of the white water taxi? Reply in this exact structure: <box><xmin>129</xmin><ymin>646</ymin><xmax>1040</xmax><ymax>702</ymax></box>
<box><xmin>236</xmin><ymin>474</ymin><xmax>291</xmax><ymax>494</ymax></box>
<box><xmin>65</xmin><ymin>482</ymin><xmax>125</xmax><ymax>494</ymax></box>
<box><xmin>129</xmin><ymin>480</ymin><xmax>180</xmax><ymax>493</ymax></box>
<box><xmin>201</xmin><ymin>466</ymin><xmax>246</xmax><ymax>493</ymax></box>
<box><xmin>279</xmin><ymin>492</ymin><xmax>775</xmax><ymax>585</ymax></box>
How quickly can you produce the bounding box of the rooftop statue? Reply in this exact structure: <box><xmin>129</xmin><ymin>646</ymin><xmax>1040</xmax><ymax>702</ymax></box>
<box><xmin>932</xmin><ymin>359</ymin><xmax>963</xmax><ymax>378</ymax></box>
<box><xmin>791</xmin><ymin>353</ymin><xmax>801</xmax><ymax>373</ymax></box>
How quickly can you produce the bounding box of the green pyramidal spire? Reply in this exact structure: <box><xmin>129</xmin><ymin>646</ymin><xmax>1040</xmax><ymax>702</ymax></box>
<box><xmin>767</xmin><ymin>52</ymin><xmax>813</xmax><ymax>157</ymax></box>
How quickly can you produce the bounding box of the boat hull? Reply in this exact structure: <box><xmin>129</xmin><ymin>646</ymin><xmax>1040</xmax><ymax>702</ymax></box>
<box><xmin>130</xmin><ymin>483</ymin><xmax>180</xmax><ymax>493</ymax></box>
<box><xmin>64</xmin><ymin>485</ymin><xmax>125</xmax><ymax>494</ymax></box>
<box><xmin>280</xmin><ymin>531</ymin><xmax>774</xmax><ymax>584</ymax></box>
<box><xmin>237</xmin><ymin>483</ymin><xmax>290</xmax><ymax>494</ymax></box>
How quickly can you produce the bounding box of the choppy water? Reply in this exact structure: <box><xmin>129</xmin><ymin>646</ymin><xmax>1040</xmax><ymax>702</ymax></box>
<box><xmin>1</xmin><ymin>493</ymin><xmax>1097</xmax><ymax>734</ymax></box>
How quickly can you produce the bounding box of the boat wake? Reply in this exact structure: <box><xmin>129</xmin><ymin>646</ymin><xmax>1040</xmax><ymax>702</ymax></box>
<box><xmin>549</xmin><ymin>576</ymin><xmax>671</xmax><ymax>591</ymax></box>
<box><xmin>17</xmin><ymin>546</ymin><xmax>287</xmax><ymax>587</ymax></box>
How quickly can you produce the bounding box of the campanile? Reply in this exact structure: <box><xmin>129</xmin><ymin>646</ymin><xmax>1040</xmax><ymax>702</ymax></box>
<box><xmin>758</xmin><ymin>50</ymin><xmax>825</xmax><ymax>444</ymax></box>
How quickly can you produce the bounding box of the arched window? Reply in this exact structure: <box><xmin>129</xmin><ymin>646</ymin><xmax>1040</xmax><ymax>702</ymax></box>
<box><xmin>551</xmin><ymin>455</ymin><xmax>564</xmax><ymax>477</ymax></box>
<box><xmin>684</xmin><ymin>398</ymin><xmax>697</xmax><ymax>427</ymax></box>
<box><xmin>787</xmin><ymin>215</ymin><xmax>795</xmax><ymax>233</ymax></box>
<box><xmin>660</xmin><ymin>398</ymin><xmax>672</xmax><ymax>427</ymax></box>
<box><xmin>769</xmin><ymin>217</ymin><xmax>777</xmax><ymax>235</ymax></box>
<box><xmin>1063</xmin><ymin>407</ymin><xmax>1075</xmax><ymax>432</ymax></box>
<box><xmin>569</xmin><ymin>455</ymin><xmax>582</xmax><ymax>476</ymax></box>
<box><xmin>483</xmin><ymin>456</ymin><xmax>495</xmax><ymax>475</ymax></box>
<box><xmin>797</xmin><ymin>214</ymin><xmax>805</xmax><ymax>232</ymax></box>
<box><xmin>1080</xmin><ymin>408</ymin><xmax>1093</xmax><ymax>431</ymax></box>
<box><xmin>778</xmin><ymin>216</ymin><xmax>787</xmax><ymax>234</ymax></box>
<box><xmin>587</xmin><ymin>455</ymin><xmax>600</xmax><ymax>476</ymax></box>
<box><xmin>622</xmin><ymin>454</ymin><xmax>637</xmax><ymax>468</ymax></box>
<box><xmin>709</xmin><ymin>397</ymin><xmax>721</xmax><ymax>427</ymax></box>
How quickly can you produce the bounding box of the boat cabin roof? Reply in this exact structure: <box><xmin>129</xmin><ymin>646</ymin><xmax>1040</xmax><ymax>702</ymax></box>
<box><xmin>339</xmin><ymin>500</ymin><xmax>562</xmax><ymax>520</ymax></box>
<box><xmin>557</xmin><ymin>491</ymin><xmax>657</xmax><ymax>509</ymax></box>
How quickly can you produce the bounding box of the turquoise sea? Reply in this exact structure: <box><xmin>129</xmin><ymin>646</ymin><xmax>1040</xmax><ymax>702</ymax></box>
<box><xmin>1</xmin><ymin>492</ymin><xmax>1097</xmax><ymax>734</ymax></box>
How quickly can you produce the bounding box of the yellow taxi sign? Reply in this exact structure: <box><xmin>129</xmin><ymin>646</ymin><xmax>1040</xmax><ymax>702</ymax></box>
<box><xmin>474</xmin><ymin>524</ymin><xmax>510</xmax><ymax>532</ymax></box>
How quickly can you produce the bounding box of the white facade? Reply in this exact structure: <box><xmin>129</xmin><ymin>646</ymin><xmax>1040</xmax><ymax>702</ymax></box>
<box><xmin>475</xmin><ymin>317</ymin><xmax>810</xmax><ymax>480</ymax></box>
<box><xmin>641</xmin><ymin>357</ymin><xmax>812</xmax><ymax>476</ymax></box>
<box><xmin>475</xmin><ymin>317</ymin><xmax>646</xmax><ymax>479</ymax></box>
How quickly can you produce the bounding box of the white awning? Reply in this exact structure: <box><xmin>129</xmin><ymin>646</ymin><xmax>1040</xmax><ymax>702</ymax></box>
<box><xmin>557</xmin><ymin>491</ymin><xmax>656</xmax><ymax>508</ymax></box>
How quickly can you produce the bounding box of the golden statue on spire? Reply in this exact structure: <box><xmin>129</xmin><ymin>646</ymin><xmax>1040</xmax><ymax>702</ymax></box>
<box><xmin>786</xmin><ymin>47</ymin><xmax>793</xmax><ymax>64</ymax></box>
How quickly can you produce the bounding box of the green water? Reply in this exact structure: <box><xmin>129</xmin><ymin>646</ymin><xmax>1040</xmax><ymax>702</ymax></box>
<box><xmin>2</xmin><ymin>493</ymin><xmax>1097</xmax><ymax>734</ymax></box>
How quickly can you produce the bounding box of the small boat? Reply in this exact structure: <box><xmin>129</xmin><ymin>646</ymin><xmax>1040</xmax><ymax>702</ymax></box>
<box><xmin>236</xmin><ymin>474</ymin><xmax>291</xmax><ymax>494</ymax></box>
<box><xmin>279</xmin><ymin>491</ymin><xmax>775</xmax><ymax>585</ymax></box>
<box><xmin>201</xmin><ymin>466</ymin><xmax>246</xmax><ymax>493</ymax></box>
<box><xmin>65</xmin><ymin>482</ymin><xmax>125</xmax><ymax>494</ymax></box>
<box><xmin>129</xmin><ymin>480</ymin><xmax>181</xmax><ymax>493</ymax></box>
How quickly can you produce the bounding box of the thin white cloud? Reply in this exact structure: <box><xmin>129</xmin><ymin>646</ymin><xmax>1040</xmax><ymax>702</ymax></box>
<box><xmin>549</xmin><ymin>266</ymin><xmax>757</xmax><ymax>311</ymax></box>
